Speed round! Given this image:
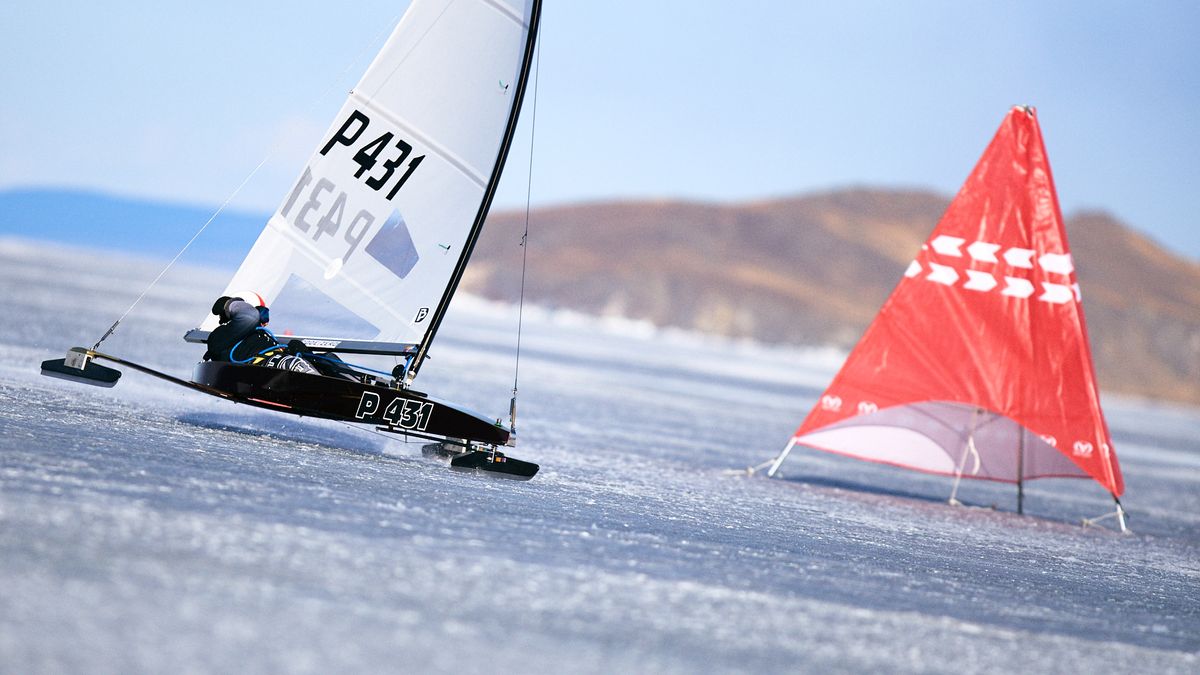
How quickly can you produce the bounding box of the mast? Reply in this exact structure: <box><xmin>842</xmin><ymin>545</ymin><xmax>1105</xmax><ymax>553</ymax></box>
<box><xmin>407</xmin><ymin>0</ymin><xmax>543</xmax><ymax>381</ymax></box>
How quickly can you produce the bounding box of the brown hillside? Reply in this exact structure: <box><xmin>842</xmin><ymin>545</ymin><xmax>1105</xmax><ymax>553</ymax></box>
<box><xmin>470</xmin><ymin>189</ymin><xmax>1200</xmax><ymax>405</ymax></box>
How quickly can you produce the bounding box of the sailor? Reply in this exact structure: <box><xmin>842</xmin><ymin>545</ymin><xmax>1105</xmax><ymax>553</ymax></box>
<box><xmin>204</xmin><ymin>293</ymin><xmax>318</xmax><ymax>374</ymax></box>
<box><xmin>205</xmin><ymin>293</ymin><xmax>275</xmax><ymax>361</ymax></box>
<box><xmin>204</xmin><ymin>293</ymin><xmax>361</xmax><ymax>378</ymax></box>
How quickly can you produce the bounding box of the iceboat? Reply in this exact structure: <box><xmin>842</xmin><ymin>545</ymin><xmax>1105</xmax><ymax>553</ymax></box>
<box><xmin>43</xmin><ymin>0</ymin><xmax>543</xmax><ymax>478</ymax></box>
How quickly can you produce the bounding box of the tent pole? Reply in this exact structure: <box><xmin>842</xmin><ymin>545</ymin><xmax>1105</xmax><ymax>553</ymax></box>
<box><xmin>1017</xmin><ymin>430</ymin><xmax>1025</xmax><ymax>515</ymax></box>
<box><xmin>949</xmin><ymin>408</ymin><xmax>981</xmax><ymax>506</ymax></box>
<box><xmin>766</xmin><ymin>438</ymin><xmax>798</xmax><ymax>478</ymax></box>
<box><xmin>1082</xmin><ymin>496</ymin><xmax>1130</xmax><ymax>533</ymax></box>
<box><xmin>948</xmin><ymin>455</ymin><xmax>966</xmax><ymax>506</ymax></box>
<box><xmin>1114</xmin><ymin>496</ymin><xmax>1128</xmax><ymax>533</ymax></box>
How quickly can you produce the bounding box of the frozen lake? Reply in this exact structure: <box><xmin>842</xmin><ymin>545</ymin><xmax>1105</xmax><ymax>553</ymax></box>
<box><xmin>1</xmin><ymin>237</ymin><xmax>1197</xmax><ymax>673</ymax></box>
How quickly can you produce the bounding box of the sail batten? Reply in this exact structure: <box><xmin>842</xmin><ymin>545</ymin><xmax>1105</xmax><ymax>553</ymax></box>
<box><xmin>347</xmin><ymin>90</ymin><xmax>490</xmax><ymax>189</ymax></box>
<box><xmin>480</xmin><ymin>0</ymin><xmax>528</xmax><ymax>26</ymax></box>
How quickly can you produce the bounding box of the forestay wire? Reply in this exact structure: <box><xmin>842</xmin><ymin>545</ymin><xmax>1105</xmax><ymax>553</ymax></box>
<box><xmin>90</xmin><ymin>11</ymin><xmax>406</xmax><ymax>352</ymax></box>
<box><xmin>511</xmin><ymin>22</ymin><xmax>543</xmax><ymax>421</ymax></box>
<box><xmin>90</xmin><ymin>159</ymin><xmax>268</xmax><ymax>352</ymax></box>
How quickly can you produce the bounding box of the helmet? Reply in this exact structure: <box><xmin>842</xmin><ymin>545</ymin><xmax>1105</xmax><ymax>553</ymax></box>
<box><xmin>230</xmin><ymin>290</ymin><xmax>268</xmax><ymax>308</ymax></box>
<box><xmin>229</xmin><ymin>290</ymin><xmax>269</xmax><ymax>325</ymax></box>
<box><xmin>211</xmin><ymin>291</ymin><xmax>269</xmax><ymax>323</ymax></box>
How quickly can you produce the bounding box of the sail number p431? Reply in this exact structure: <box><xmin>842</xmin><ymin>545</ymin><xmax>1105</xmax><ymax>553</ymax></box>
<box><xmin>356</xmin><ymin>391</ymin><xmax>433</xmax><ymax>431</ymax></box>
<box><xmin>320</xmin><ymin>109</ymin><xmax>425</xmax><ymax>201</ymax></box>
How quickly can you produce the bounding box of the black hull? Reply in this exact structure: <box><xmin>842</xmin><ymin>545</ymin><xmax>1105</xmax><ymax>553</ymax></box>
<box><xmin>193</xmin><ymin>361</ymin><xmax>509</xmax><ymax>447</ymax></box>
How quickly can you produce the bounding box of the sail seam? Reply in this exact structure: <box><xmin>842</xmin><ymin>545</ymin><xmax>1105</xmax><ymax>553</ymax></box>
<box><xmin>478</xmin><ymin>0</ymin><xmax>527</xmax><ymax>27</ymax></box>
<box><xmin>348</xmin><ymin>91</ymin><xmax>488</xmax><ymax>189</ymax></box>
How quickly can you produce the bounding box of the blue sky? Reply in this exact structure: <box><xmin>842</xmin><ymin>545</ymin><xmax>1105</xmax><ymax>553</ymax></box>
<box><xmin>2</xmin><ymin>1</ymin><xmax>1198</xmax><ymax>259</ymax></box>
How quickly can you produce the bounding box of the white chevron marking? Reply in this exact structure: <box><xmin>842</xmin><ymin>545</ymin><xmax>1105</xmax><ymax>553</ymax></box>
<box><xmin>1038</xmin><ymin>252</ymin><xmax>1074</xmax><ymax>275</ymax></box>
<box><xmin>1039</xmin><ymin>282</ymin><xmax>1073</xmax><ymax>304</ymax></box>
<box><xmin>904</xmin><ymin>260</ymin><xmax>922</xmax><ymax>278</ymax></box>
<box><xmin>1004</xmin><ymin>247</ymin><xmax>1035</xmax><ymax>268</ymax></box>
<box><xmin>963</xmin><ymin>269</ymin><xmax>998</xmax><ymax>291</ymax></box>
<box><xmin>1002</xmin><ymin>276</ymin><xmax>1035</xmax><ymax>298</ymax></box>
<box><xmin>927</xmin><ymin>263</ymin><xmax>960</xmax><ymax>286</ymax></box>
<box><xmin>966</xmin><ymin>241</ymin><xmax>1001</xmax><ymax>263</ymax></box>
<box><xmin>930</xmin><ymin>235</ymin><xmax>965</xmax><ymax>257</ymax></box>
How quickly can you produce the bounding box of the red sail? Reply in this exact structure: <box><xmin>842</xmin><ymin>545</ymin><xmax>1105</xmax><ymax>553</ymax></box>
<box><xmin>791</xmin><ymin>107</ymin><xmax>1123</xmax><ymax>496</ymax></box>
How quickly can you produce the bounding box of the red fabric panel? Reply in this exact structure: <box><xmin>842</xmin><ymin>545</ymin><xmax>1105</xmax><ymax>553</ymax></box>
<box><xmin>794</xmin><ymin>107</ymin><xmax>1123</xmax><ymax>496</ymax></box>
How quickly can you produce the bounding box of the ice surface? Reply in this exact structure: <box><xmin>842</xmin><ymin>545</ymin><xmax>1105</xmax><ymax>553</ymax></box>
<box><xmin>1</xmin><ymin>237</ymin><xmax>1197</xmax><ymax>673</ymax></box>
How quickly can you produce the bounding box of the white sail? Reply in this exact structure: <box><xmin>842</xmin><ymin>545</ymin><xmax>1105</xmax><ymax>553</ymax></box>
<box><xmin>198</xmin><ymin>0</ymin><xmax>538</xmax><ymax>352</ymax></box>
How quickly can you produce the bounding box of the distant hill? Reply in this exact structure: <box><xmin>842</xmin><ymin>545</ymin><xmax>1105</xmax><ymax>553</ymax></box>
<box><xmin>472</xmin><ymin>190</ymin><xmax>1200</xmax><ymax>406</ymax></box>
<box><xmin>0</xmin><ymin>188</ymin><xmax>263</xmax><ymax>265</ymax></box>
<box><xmin>4</xmin><ymin>187</ymin><xmax>1198</xmax><ymax>405</ymax></box>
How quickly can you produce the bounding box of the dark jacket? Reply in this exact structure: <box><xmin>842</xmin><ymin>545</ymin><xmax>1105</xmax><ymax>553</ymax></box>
<box><xmin>204</xmin><ymin>299</ymin><xmax>279</xmax><ymax>362</ymax></box>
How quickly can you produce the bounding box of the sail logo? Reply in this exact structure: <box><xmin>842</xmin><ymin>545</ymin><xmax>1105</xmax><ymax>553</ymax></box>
<box><xmin>365</xmin><ymin>210</ymin><xmax>420</xmax><ymax>279</ymax></box>
<box><xmin>414</xmin><ymin>308</ymin><xmax>429</xmax><ymax>323</ymax></box>
<box><xmin>820</xmin><ymin>395</ymin><xmax>843</xmax><ymax>412</ymax></box>
<box><xmin>1072</xmin><ymin>440</ymin><xmax>1094</xmax><ymax>458</ymax></box>
<box><xmin>906</xmin><ymin>235</ymin><xmax>1079</xmax><ymax>305</ymax></box>
<box><xmin>856</xmin><ymin>401</ymin><xmax>878</xmax><ymax>415</ymax></box>
<box><xmin>1040</xmin><ymin>434</ymin><xmax>1057</xmax><ymax>447</ymax></box>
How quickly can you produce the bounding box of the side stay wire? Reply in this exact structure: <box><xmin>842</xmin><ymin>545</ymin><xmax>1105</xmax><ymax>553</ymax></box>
<box><xmin>511</xmin><ymin>21</ymin><xmax>543</xmax><ymax>414</ymax></box>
